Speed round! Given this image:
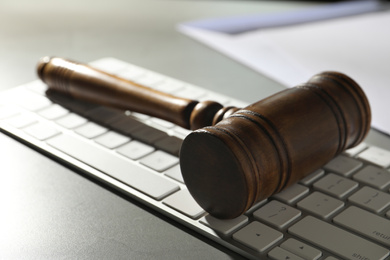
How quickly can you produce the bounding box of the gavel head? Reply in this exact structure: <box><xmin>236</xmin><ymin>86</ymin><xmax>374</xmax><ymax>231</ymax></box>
<box><xmin>180</xmin><ymin>71</ymin><xmax>371</xmax><ymax>219</ymax></box>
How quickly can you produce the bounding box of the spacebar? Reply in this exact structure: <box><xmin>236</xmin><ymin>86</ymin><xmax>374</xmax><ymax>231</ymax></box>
<box><xmin>47</xmin><ymin>133</ymin><xmax>180</xmax><ymax>200</ymax></box>
<box><xmin>288</xmin><ymin>216</ymin><xmax>389</xmax><ymax>260</ymax></box>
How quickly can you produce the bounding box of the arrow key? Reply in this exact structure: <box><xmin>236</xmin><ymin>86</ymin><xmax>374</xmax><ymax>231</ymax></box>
<box><xmin>280</xmin><ymin>238</ymin><xmax>322</xmax><ymax>260</ymax></box>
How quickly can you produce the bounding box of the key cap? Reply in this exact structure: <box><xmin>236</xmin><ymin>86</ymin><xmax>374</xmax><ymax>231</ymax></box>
<box><xmin>155</xmin><ymin>80</ymin><xmax>184</xmax><ymax>94</ymax></box>
<box><xmin>280</xmin><ymin>239</ymin><xmax>322</xmax><ymax>260</ymax></box>
<box><xmin>85</xmin><ymin>106</ymin><xmax>125</xmax><ymax>125</ymax></box>
<box><xmin>348</xmin><ymin>186</ymin><xmax>390</xmax><ymax>213</ymax></box>
<box><xmin>95</xmin><ymin>131</ymin><xmax>130</xmax><ymax>149</ymax></box>
<box><xmin>25</xmin><ymin>80</ymin><xmax>48</xmax><ymax>95</ymax></box>
<box><xmin>46</xmin><ymin>90</ymin><xmax>98</xmax><ymax>116</ymax></box>
<box><xmin>268</xmin><ymin>247</ymin><xmax>304</xmax><ymax>260</ymax></box>
<box><xmin>133</xmin><ymin>73</ymin><xmax>164</xmax><ymax>88</ymax></box>
<box><xmin>0</xmin><ymin>105</ymin><xmax>19</xmax><ymax>119</ymax></box>
<box><xmin>288</xmin><ymin>216</ymin><xmax>390</xmax><ymax>259</ymax></box>
<box><xmin>323</xmin><ymin>155</ymin><xmax>362</xmax><ymax>176</ymax></box>
<box><xmin>232</xmin><ymin>221</ymin><xmax>283</xmax><ymax>253</ymax></box>
<box><xmin>164</xmin><ymin>164</ymin><xmax>184</xmax><ymax>183</ymax></box>
<box><xmin>116</xmin><ymin>65</ymin><xmax>145</xmax><ymax>80</ymax></box>
<box><xmin>272</xmin><ymin>183</ymin><xmax>309</xmax><ymax>204</ymax></box>
<box><xmin>24</xmin><ymin>122</ymin><xmax>61</xmax><ymax>141</ymax></box>
<box><xmin>299</xmin><ymin>169</ymin><xmax>325</xmax><ymax>186</ymax></box>
<box><xmin>131</xmin><ymin>125</ymin><xmax>167</xmax><ymax>144</ymax></box>
<box><xmin>154</xmin><ymin>135</ymin><xmax>182</xmax><ymax>156</ymax></box>
<box><xmin>18</xmin><ymin>91</ymin><xmax>52</xmax><ymax>111</ymax></box>
<box><xmin>47</xmin><ymin>133</ymin><xmax>179</xmax><ymax>200</ymax></box>
<box><xmin>140</xmin><ymin>150</ymin><xmax>179</xmax><ymax>172</ymax></box>
<box><xmin>200</xmin><ymin>214</ymin><xmax>248</xmax><ymax>235</ymax></box>
<box><xmin>175</xmin><ymin>85</ymin><xmax>205</xmax><ymax>99</ymax></box>
<box><xmin>163</xmin><ymin>189</ymin><xmax>205</xmax><ymax>219</ymax></box>
<box><xmin>150</xmin><ymin>117</ymin><xmax>175</xmax><ymax>129</ymax></box>
<box><xmin>253</xmin><ymin>200</ymin><xmax>301</xmax><ymax>229</ymax></box>
<box><xmin>333</xmin><ymin>206</ymin><xmax>390</xmax><ymax>248</ymax></box>
<box><xmin>38</xmin><ymin>104</ymin><xmax>69</xmax><ymax>120</ymax></box>
<box><xmin>297</xmin><ymin>192</ymin><xmax>344</xmax><ymax>219</ymax></box>
<box><xmin>90</xmin><ymin>57</ymin><xmax>129</xmax><ymax>73</ymax></box>
<box><xmin>343</xmin><ymin>142</ymin><xmax>367</xmax><ymax>157</ymax></box>
<box><xmin>4</xmin><ymin>113</ymin><xmax>37</xmax><ymax>128</ymax></box>
<box><xmin>109</xmin><ymin>116</ymin><xmax>144</xmax><ymax>135</ymax></box>
<box><xmin>56</xmin><ymin>113</ymin><xmax>88</xmax><ymax>129</ymax></box>
<box><xmin>75</xmin><ymin>122</ymin><xmax>108</xmax><ymax>139</ymax></box>
<box><xmin>353</xmin><ymin>165</ymin><xmax>390</xmax><ymax>190</ymax></box>
<box><xmin>116</xmin><ymin>140</ymin><xmax>154</xmax><ymax>160</ymax></box>
<box><xmin>358</xmin><ymin>146</ymin><xmax>390</xmax><ymax>168</ymax></box>
<box><xmin>313</xmin><ymin>173</ymin><xmax>358</xmax><ymax>199</ymax></box>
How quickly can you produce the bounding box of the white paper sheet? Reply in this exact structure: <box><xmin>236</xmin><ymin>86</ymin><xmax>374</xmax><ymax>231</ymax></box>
<box><xmin>178</xmin><ymin>5</ymin><xmax>390</xmax><ymax>135</ymax></box>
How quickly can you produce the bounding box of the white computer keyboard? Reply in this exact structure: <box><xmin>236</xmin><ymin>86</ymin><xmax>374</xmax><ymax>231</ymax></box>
<box><xmin>0</xmin><ymin>58</ymin><xmax>389</xmax><ymax>260</ymax></box>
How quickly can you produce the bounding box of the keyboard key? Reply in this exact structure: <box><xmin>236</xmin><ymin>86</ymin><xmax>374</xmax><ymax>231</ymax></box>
<box><xmin>150</xmin><ymin>117</ymin><xmax>175</xmax><ymax>129</ymax></box>
<box><xmin>85</xmin><ymin>106</ymin><xmax>125</xmax><ymax>125</ymax></box>
<box><xmin>272</xmin><ymin>183</ymin><xmax>309</xmax><ymax>204</ymax></box>
<box><xmin>75</xmin><ymin>122</ymin><xmax>108</xmax><ymax>139</ymax></box>
<box><xmin>56</xmin><ymin>113</ymin><xmax>88</xmax><ymax>129</ymax></box>
<box><xmin>90</xmin><ymin>57</ymin><xmax>129</xmax><ymax>73</ymax></box>
<box><xmin>323</xmin><ymin>155</ymin><xmax>362</xmax><ymax>176</ymax></box>
<box><xmin>232</xmin><ymin>221</ymin><xmax>283</xmax><ymax>253</ymax></box>
<box><xmin>140</xmin><ymin>150</ymin><xmax>179</xmax><ymax>172</ymax></box>
<box><xmin>313</xmin><ymin>173</ymin><xmax>358</xmax><ymax>199</ymax></box>
<box><xmin>95</xmin><ymin>131</ymin><xmax>130</xmax><ymax>149</ymax></box>
<box><xmin>38</xmin><ymin>104</ymin><xmax>69</xmax><ymax>120</ymax></box>
<box><xmin>116</xmin><ymin>65</ymin><xmax>145</xmax><ymax>80</ymax></box>
<box><xmin>131</xmin><ymin>125</ymin><xmax>167</xmax><ymax>144</ymax></box>
<box><xmin>358</xmin><ymin>146</ymin><xmax>390</xmax><ymax>168</ymax></box>
<box><xmin>4</xmin><ymin>113</ymin><xmax>37</xmax><ymax>128</ymax></box>
<box><xmin>133</xmin><ymin>73</ymin><xmax>164</xmax><ymax>88</ymax></box>
<box><xmin>289</xmin><ymin>216</ymin><xmax>389</xmax><ymax>260</ymax></box>
<box><xmin>47</xmin><ymin>133</ymin><xmax>179</xmax><ymax>200</ymax></box>
<box><xmin>173</xmin><ymin>126</ymin><xmax>191</xmax><ymax>138</ymax></box>
<box><xmin>24</xmin><ymin>80</ymin><xmax>48</xmax><ymax>95</ymax></box>
<box><xmin>154</xmin><ymin>135</ymin><xmax>182</xmax><ymax>156</ymax></box>
<box><xmin>18</xmin><ymin>91</ymin><xmax>52</xmax><ymax>111</ymax></box>
<box><xmin>164</xmin><ymin>164</ymin><xmax>184</xmax><ymax>183</ymax></box>
<box><xmin>299</xmin><ymin>169</ymin><xmax>325</xmax><ymax>186</ymax></box>
<box><xmin>348</xmin><ymin>186</ymin><xmax>390</xmax><ymax>213</ymax></box>
<box><xmin>117</xmin><ymin>140</ymin><xmax>154</xmax><ymax>160</ymax></box>
<box><xmin>333</xmin><ymin>206</ymin><xmax>390</xmax><ymax>248</ymax></box>
<box><xmin>0</xmin><ymin>105</ymin><xmax>19</xmax><ymax>119</ymax></box>
<box><xmin>155</xmin><ymin>80</ymin><xmax>184</xmax><ymax>94</ymax></box>
<box><xmin>253</xmin><ymin>200</ymin><xmax>301</xmax><ymax>229</ymax></box>
<box><xmin>175</xmin><ymin>86</ymin><xmax>205</xmax><ymax>100</ymax></box>
<box><xmin>200</xmin><ymin>214</ymin><xmax>248</xmax><ymax>235</ymax></box>
<box><xmin>280</xmin><ymin>238</ymin><xmax>322</xmax><ymax>260</ymax></box>
<box><xmin>46</xmin><ymin>91</ymin><xmax>98</xmax><ymax>116</ymax></box>
<box><xmin>297</xmin><ymin>192</ymin><xmax>344</xmax><ymax>219</ymax></box>
<box><xmin>24</xmin><ymin>122</ymin><xmax>60</xmax><ymax>140</ymax></box>
<box><xmin>268</xmin><ymin>247</ymin><xmax>304</xmax><ymax>260</ymax></box>
<box><xmin>163</xmin><ymin>189</ymin><xmax>205</xmax><ymax>219</ymax></box>
<box><xmin>110</xmin><ymin>116</ymin><xmax>144</xmax><ymax>135</ymax></box>
<box><xmin>343</xmin><ymin>142</ymin><xmax>367</xmax><ymax>157</ymax></box>
<box><xmin>353</xmin><ymin>165</ymin><xmax>390</xmax><ymax>190</ymax></box>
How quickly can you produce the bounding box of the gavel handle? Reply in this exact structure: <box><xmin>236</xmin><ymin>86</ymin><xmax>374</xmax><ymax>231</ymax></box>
<box><xmin>37</xmin><ymin>57</ymin><xmax>237</xmax><ymax>130</ymax></box>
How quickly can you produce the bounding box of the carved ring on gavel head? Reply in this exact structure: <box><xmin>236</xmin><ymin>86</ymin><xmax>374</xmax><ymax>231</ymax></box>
<box><xmin>37</xmin><ymin>57</ymin><xmax>371</xmax><ymax>219</ymax></box>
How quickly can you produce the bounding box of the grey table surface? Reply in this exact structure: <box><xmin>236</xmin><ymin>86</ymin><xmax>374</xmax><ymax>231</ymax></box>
<box><xmin>0</xmin><ymin>0</ymin><xmax>389</xmax><ymax>259</ymax></box>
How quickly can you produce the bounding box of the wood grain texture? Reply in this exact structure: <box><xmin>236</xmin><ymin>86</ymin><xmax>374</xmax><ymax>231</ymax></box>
<box><xmin>37</xmin><ymin>57</ymin><xmax>371</xmax><ymax>219</ymax></box>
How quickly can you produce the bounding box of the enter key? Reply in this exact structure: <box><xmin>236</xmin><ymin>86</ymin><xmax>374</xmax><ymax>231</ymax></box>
<box><xmin>333</xmin><ymin>206</ymin><xmax>390</xmax><ymax>248</ymax></box>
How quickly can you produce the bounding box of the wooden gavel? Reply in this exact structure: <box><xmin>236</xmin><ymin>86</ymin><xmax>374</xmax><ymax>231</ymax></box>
<box><xmin>37</xmin><ymin>57</ymin><xmax>371</xmax><ymax>219</ymax></box>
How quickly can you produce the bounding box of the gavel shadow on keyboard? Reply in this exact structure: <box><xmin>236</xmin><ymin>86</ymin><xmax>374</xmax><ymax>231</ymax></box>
<box><xmin>37</xmin><ymin>57</ymin><xmax>371</xmax><ymax>219</ymax></box>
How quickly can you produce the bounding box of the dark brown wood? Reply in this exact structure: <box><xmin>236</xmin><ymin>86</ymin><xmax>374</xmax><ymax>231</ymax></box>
<box><xmin>37</xmin><ymin>57</ymin><xmax>371</xmax><ymax>219</ymax></box>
